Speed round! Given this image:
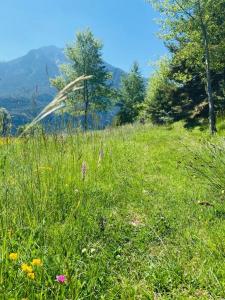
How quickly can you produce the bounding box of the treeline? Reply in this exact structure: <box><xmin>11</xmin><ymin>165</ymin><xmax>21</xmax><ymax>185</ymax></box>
<box><xmin>141</xmin><ymin>0</ymin><xmax>225</xmax><ymax>133</ymax></box>
<box><xmin>50</xmin><ymin>29</ymin><xmax>146</xmax><ymax>130</ymax></box>
<box><xmin>124</xmin><ymin>0</ymin><xmax>225</xmax><ymax>133</ymax></box>
<box><xmin>0</xmin><ymin>0</ymin><xmax>224</xmax><ymax>135</ymax></box>
<box><xmin>50</xmin><ymin>0</ymin><xmax>224</xmax><ymax>134</ymax></box>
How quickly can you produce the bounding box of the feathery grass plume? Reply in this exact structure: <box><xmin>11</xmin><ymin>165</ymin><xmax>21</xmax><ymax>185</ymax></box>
<box><xmin>20</xmin><ymin>75</ymin><xmax>93</xmax><ymax>136</ymax></box>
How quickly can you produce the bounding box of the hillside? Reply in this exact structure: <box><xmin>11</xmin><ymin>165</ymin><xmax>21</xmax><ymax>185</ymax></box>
<box><xmin>0</xmin><ymin>46</ymin><xmax>125</xmax><ymax>128</ymax></box>
<box><xmin>0</xmin><ymin>124</ymin><xmax>224</xmax><ymax>298</ymax></box>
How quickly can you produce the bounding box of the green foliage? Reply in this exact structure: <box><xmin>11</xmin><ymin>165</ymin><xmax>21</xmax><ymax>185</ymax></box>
<box><xmin>51</xmin><ymin>29</ymin><xmax>113</xmax><ymax>129</ymax></box>
<box><xmin>0</xmin><ymin>125</ymin><xmax>224</xmax><ymax>298</ymax></box>
<box><xmin>140</xmin><ymin>58</ymin><xmax>177</xmax><ymax>124</ymax></box>
<box><xmin>16</xmin><ymin>124</ymin><xmax>44</xmax><ymax>137</ymax></box>
<box><xmin>117</xmin><ymin>62</ymin><xmax>146</xmax><ymax>124</ymax></box>
<box><xmin>148</xmin><ymin>0</ymin><xmax>225</xmax><ymax>73</ymax></box>
<box><xmin>0</xmin><ymin>108</ymin><xmax>11</xmax><ymax>136</ymax></box>
<box><xmin>143</xmin><ymin>1</ymin><xmax>225</xmax><ymax>129</ymax></box>
<box><xmin>141</xmin><ymin>56</ymin><xmax>225</xmax><ymax>127</ymax></box>
<box><xmin>186</xmin><ymin>139</ymin><xmax>225</xmax><ymax>193</ymax></box>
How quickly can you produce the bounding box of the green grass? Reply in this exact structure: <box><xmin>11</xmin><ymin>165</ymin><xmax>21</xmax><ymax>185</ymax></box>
<box><xmin>0</xmin><ymin>124</ymin><xmax>224</xmax><ymax>299</ymax></box>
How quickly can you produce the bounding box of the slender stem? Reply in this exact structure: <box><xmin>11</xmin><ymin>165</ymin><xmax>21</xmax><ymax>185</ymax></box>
<box><xmin>197</xmin><ymin>0</ymin><xmax>217</xmax><ymax>134</ymax></box>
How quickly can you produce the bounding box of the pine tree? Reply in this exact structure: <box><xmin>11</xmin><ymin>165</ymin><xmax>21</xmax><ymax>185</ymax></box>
<box><xmin>118</xmin><ymin>62</ymin><xmax>146</xmax><ymax>124</ymax></box>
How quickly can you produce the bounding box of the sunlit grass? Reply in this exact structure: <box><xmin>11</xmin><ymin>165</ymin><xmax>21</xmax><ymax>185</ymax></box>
<box><xmin>0</xmin><ymin>124</ymin><xmax>224</xmax><ymax>299</ymax></box>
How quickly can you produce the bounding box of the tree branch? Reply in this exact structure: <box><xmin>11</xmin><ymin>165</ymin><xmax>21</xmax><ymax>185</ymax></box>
<box><xmin>174</xmin><ymin>0</ymin><xmax>195</xmax><ymax>20</ymax></box>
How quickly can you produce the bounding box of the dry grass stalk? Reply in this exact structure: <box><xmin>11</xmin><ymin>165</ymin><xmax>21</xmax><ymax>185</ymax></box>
<box><xmin>20</xmin><ymin>75</ymin><xmax>92</xmax><ymax>136</ymax></box>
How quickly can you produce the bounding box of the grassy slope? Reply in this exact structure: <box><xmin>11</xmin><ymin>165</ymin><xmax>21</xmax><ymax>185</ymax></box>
<box><xmin>0</xmin><ymin>124</ymin><xmax>224</xmax><ymax>299</ymax></box>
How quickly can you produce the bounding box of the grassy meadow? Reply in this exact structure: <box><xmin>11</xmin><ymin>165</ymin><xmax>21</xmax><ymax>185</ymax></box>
<box><xmin>0</xmin><ymin>124</ymin><xmax>224</xmax><ymax>299</ymax></box>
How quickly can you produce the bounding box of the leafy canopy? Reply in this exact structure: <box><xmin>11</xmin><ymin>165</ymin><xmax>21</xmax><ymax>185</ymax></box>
<box><xmin>51</xmin><ymin>29</ymin><xmax>113</xmax><ymax>116</ymax></box>
<box><xmin>118</xmin><ymin>62</ymin><xmax>146</xmax><ymax>124</ymax></box>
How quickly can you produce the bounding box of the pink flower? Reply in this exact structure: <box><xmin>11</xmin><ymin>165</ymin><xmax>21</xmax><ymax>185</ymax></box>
<box><xmin>56</xmin><ymin>274</ymin><xmax>66</xmax><ymax>283</ymax></box>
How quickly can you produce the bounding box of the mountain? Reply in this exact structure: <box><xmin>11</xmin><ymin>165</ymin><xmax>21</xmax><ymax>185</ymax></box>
<box><xmin>0</xmin><ymin>46</ymin><xmax>125</xmax><ymax>129</ymax></box>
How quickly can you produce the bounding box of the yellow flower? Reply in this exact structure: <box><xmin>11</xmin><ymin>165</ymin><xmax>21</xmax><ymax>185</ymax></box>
<box><xmin>9</xmin><ymin>253</ymin><xmax>18</xmax><ymax>261</ymax></box>
<box><xmin>38</xmin><ymin>166</ymin><xmax>52</xmax><ymax>172</ymax></box>
<box><xmin>21</xmin><ymin>263</ymin><xmax>33</xmax><ymax>273</ymax></box>
<box><xmin>31</xmin><ymin>258</ymin><xmax>42</xmax><ymax>266</ymax></box>
<box><xmin>27</xmin><ymin>272</ymin><xmax>35</xmax><ymax>280</ymax></box>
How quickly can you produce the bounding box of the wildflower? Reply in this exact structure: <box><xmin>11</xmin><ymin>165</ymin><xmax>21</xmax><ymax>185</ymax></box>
<box><xmin>98</xmin><ymin>149</ymin><xmax>104</xmax><ymax>166</ymax></box>
<box><xmin>9</xmin><ymin>253</ymin><xmax>18</xmax><ymax>261</ymax></box>
<box><xmin>8</xmin><ymin>229</ymin><xmax>13</xmax><ymax>238</ymax></box>
<box><xmin>81</xmin><ymin>161</ymin><xmax>87</xmax><ymax>180</ymax></box>
<box><xmin>31</xmin><ymin>258</ymin><xmax>43</xmax><ymax>266</ymax></box>
<box><xmin>21</xmin><ymin>263</ymin><xmax>33</xmax><ymax>273</ymax></box>
<box><xmin>81</xmin><ymin>248</ymin><xmax>87</xmax><ymax>254</ymax></box>
<box><xmin>27</xmin><ymin>272</ymin><xmax>35</xmax><ymax>280</ymax></box>
<box><xmin>222</xmin><ymin>190</ymin><xmax>225</xmax><ymax>194</ymax></box>
<box><xmin>90</xmin><ymin>248</ymin><xmax>96</xmax><ymax>254</ymax></box>
<box><xmin>39</xmin><ymin>166</ymin><xmax>52</xmax><ymax>172</ymax></box>
<box><xmin>56</xmin><ymin>274</ymin><xmax>66</xmax><ymax>283</ymax></box>
<box><xmin>130</xmin><ymin>218</ymin><xmax>144</xmax><ymax>227</ymax></box>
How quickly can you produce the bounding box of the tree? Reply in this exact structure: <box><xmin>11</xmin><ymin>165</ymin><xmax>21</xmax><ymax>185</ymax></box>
<box><xmin>140</xmin><ymin>58</ymin><xmax>178</xmax><ymax>124</ymax></box>
<box><xmin>51</xmin><ymin>29</ymin><xmax>112</xmax><ymax>130</ymax></box>
<box><xmin>169</xmin><ymin>53</ymin><xmax>225</xmax><ymax>127</ymax></box>
<box><xmin>0</xmin><ymin>108</ymin><xmax>11</xmax><ymax>136</ymax></box>
<box><xmin>117</xmin><ymin>62</ymin><xmax>146</xmax><ymax>124</ymax></box>
<box><xmin>148</xmin><ymin>0</ymin><xmax>225</xmax><ymax>134</ymax></box>
<box><xmin>141</xmin><ymin>56</ymin><xmax>225</xmax><ymax>128</ymax></box>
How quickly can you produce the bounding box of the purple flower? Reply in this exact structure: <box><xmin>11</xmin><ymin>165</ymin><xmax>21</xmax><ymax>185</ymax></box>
<box><xmin>56</xmin><ymin>274</ymin><xmax>66</xmax><ymax>283</ymax></box>
<box><xmin>81</xmin><ymin>161</ymin><xmax>87</xmax><ymax>180</ymax></box>
<box><xmin>98</xmin><ymin>149</ymin><xmax>104</xmax><ymax>166</ymax></box>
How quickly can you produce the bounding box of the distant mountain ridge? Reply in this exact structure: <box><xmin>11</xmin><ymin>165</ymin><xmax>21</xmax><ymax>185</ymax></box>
<box><xmin>0</xmin><ymin>46</ymin><xmax>125</xmax><ymax>128</ymax></box>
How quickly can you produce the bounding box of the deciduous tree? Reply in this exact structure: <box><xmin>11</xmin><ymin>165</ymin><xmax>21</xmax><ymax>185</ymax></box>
<box><xmin>51</xmin><ymin>29</ymin><xmax>112</xmax><ymax>130</ymax></box>
<box><xmin>148</xmin><ymin>0</ymin><xmax>225</xmax><ymax>134</ymax></box>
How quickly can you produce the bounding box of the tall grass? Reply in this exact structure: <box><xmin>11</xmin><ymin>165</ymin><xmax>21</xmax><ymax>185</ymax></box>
<box><xmin>0</xmin><ymin>124</ymin><xmax>224</xmax><ymax>299</ymax></box>
<box><xmin>187</xmin><ymin>139</ymin><xmax>225</xmax><ymax>193</ymax></box>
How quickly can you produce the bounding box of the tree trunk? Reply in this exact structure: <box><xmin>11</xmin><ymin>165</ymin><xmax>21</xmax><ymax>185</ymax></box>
<box><xmin>84</xmin><ymin>101</ymin><xmax>88</xmax><ymax>131</ymax></box>
<box><xmin>198</xmin><ymin>0</ymin><xmax>217</xmax><ymax>134</ymax></box>
<box><xmin>205</xmin><ymin>49</ymin><xmax>216</xmax><ymax>134</ymax></box>
<box><xmin>83</xmin><ymin>80</ymin><xmax>89</xmax><ymax>131</ymax></box>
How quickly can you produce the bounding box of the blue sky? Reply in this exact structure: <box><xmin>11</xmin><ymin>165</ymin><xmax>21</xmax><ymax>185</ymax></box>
<box><xmin>0</xmin><ymin>0</ymin><xmax>166</xmax><ymax>77</ymax></box>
